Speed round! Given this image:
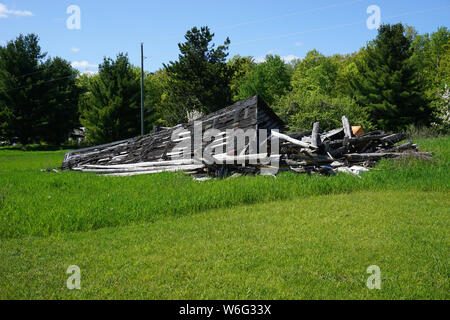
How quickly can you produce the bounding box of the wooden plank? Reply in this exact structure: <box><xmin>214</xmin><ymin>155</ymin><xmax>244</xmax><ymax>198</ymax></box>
<box><xmin>380</xmin><ymin>133</ymin><xmax>406</xmax><ymax>144</ymax></box>
<box><xmin>342</xmin><ymin>116</ymin><xmax>352</xmax><ymax>138</ymax></box>
<box><xmin>80</xmin><ymin>164</ymin><xmax>205</xmax><ymax>175</ymax></box>
<box><xmin>213</xmin><ymin>153</ymin><xmax>280</xmax><ymax>162</ymax></box>
<box><xmin>271</xmin><ymin>131</ymin><xmax>312</xmax><ymax>149</ymax></box>
<box><xmin>311</xmin><ymin>122</ymin><xmax>321</xmax><ymax>148</ymax></box>
<box><xmin>79</xmin><ymin>159</ymin><xmax>195</xmax><ymax>170</ymax></box>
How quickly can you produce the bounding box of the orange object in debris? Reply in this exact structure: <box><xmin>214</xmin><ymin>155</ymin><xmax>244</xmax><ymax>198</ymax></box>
<box><xmin>352</xmin><ymin>126</ymin><xmax>364</xmax><ymax>137</ymax></box>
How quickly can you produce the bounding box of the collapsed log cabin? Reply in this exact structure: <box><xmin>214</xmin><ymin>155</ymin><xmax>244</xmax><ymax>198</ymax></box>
<box><xmin>61</xmin><ymin>95</ymin><xmax>431</xmax><ymax>178</ymax></box>
<box><xmin>62</xmin><ymin>95</ymin><xmax>285</xmax><ymax>176</ymax></box>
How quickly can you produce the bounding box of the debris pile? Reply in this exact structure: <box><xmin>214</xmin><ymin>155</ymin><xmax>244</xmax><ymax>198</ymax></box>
<box><xmin>61</xmin><ymin>96</ymin><xmax>431</xmax><ymax>178</ymax></box>
<box><xmin>274</xmin><ymin>117</ymin><xmax>432</xmax><ymax>177</ymax></box>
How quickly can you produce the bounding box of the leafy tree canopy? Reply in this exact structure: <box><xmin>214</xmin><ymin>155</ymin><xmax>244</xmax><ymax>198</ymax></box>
<box><xmin>237</xmin><ymin>54</ymin><xmax>291</xmax><ymax>105</ymax></box>
<box><xmin>227</xmin><ymin>55</ymin><xmax>256</xmax><ymax>102</ymax></box>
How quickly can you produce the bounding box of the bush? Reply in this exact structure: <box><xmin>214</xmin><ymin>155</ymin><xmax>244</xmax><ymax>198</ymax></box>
<box><xmin>275</xmin><ymin>92</ymin><xmax>374</xmax><ymax>132</ymax></box>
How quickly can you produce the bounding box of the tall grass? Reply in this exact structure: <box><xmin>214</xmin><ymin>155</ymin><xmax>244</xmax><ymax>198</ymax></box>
<box><xmin>0</xmin><ymin>137</ymin><xmax>449</xmax><ymax>238</ymax></box>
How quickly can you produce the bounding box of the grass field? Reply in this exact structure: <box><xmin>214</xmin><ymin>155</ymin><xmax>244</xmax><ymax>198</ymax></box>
<box><xmin>0</xmin><ymin>138</ymin><xmax>449</xmax><ymax>299</ymax></box>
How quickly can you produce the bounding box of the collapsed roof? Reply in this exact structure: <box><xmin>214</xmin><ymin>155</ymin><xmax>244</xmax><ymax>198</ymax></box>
<box><xmin>62</xmin><ymin>95</ymin><xmax>285</xmax><ymax>170</ymax></box>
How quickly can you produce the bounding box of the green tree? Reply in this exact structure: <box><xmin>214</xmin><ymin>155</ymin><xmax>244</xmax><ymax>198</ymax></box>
<box><xmin>237</xmin><ymin>55</ymin><xmax>291</xmax><ymax>105</ymax></box>
<box><xmin>144</xmin><ymin>69</ymin><xmax>166</xmax><ymax>128</ymax></box>
<box><xmin>280</xmin><ymin>92</ymin><xmax>373</xmax><ymax>132</ymax></box>
<box><xmin>40</xmin><ymin>57</ymin><xmax>80</xmax><ymax>145</ymax></box>
<box><xmin>291</xmin><ymin>50</ymin><xmax>340</xmax><ymax>97</ymax></box>
<box><xmin>79</xmin><ymin>53</ymin><xmax>141</xmax><ymax>145</ymax></box>
<box><xmin>227</xmin><ymin>55</ymin><xmax>256</xmax><ymax>102</ymax></box>
<box><xmin>163</xmin><ymin>26</ymin><xmax>232</xmax><ymax>124</ymax></box>
<box><xmin>0</xmin><ymin>34</ymin><xmax>46</xmax><ymax>144</ymax></box>
<box><xmin>0</xmin><ymin>34</ymin><xmax>80</xmax><ymax>145</ymax></box>
<box><xmin>411</xmin><ymin>27</ymin><xmax>450</xmax><ymax>87</ymax></box>
<box><xmin>352</xmin><ymin>24</ymin><xmax>431</xmax><ymax>131</ymax></box>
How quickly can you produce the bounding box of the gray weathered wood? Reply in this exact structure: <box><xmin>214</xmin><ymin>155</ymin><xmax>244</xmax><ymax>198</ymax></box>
<box><xmin>342</xmin><ymin>116</ymin><xmax>352</xmax><ymax>138</ymax></box>
<box><xmin>271</xmin><ymin>131</ymin><xmax>311</xmax><ymax>148</ymax></box>
<box><xmin>59</xmin><ymin>98</ymin><xmax>431</xmax><ymax>178</ymax></box>
<box><xmin>311</xmin><ymin>122</ymin><xmax>321</xmax><ymax>148</ymax></box>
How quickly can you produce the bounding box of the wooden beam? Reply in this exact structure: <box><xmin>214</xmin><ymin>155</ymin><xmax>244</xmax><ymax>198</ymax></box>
<box><xmin>78</xmin><ymin>159</ymin><xmax>195</xmax><ymax>170</ymax></box>
<box><xmin>79</xmin><ymin>164</ymin><xmax>205</xmax><ymax>175</ymax></box>
<box><xmin>271</xmin><ymin>131</ymin><xmax>312</xmax><ymax>148</ymax></box>
<box><xmin>342</xmin><ymin>116</ymin><xmax>352</xmax><ymax>138</ymax></box>
<box><xmin>311</xmin><ymin>122</ymin><xmax>321</xmax><ymax>148</ymax></box>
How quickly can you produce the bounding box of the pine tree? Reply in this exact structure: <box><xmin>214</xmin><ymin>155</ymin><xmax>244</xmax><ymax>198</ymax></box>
<box><xmin>40</xmin><ymin>57</ymin><xmax>81</xmax><ymax>145</ymax></box>
<box><xmin>0</xmin><ymin>34</ymin><xmax>46</xmax><ymax>144</ymax></box>
<box><xmin>0</xmin><ymin>34</ymin><xmax>80</xmax><ymax>145</ymax></box>
<box><xmin>162</xmin><ymin>26</ymin><xmax>232</xmax><ymax>124</ymax></box>
<box><xmin>352</xmin><ymin>24</ymin><xmax>431</xmax><ymax>131</ymax></box>
<box><xmin>79</xmin><ymin>53</ymin><xmax>141</xmax><ymax>145</ymax></box>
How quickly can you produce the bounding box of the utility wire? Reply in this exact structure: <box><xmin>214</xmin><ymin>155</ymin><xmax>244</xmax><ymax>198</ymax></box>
<box><xmin>4</xmin><ymin>75</ymin><xmax>76</xmax><ymax>92</ymax></box>
<box><xmin>233</xmin><ymin>4</ymin><xmax>450</xmax><ymax>47</ymax></box>
<box><xmin>216</xmin><ymin>0</ymin><xmax>366</xmax><ymax>31</ymax></box>
<box><xmin>11</xmin><ymin>68</ymin><xmax>48</xmax><ymax>79</ymax></box>
<box><xmin>161</xmin><ymin>0</ymin><xmax>367</xmax><ymax>41</ymax></box>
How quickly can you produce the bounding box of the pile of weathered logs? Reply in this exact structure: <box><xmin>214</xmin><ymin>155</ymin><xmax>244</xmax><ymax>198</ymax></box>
<box><xmin>272</xmin><ymin>116</ymin><xmax>432</xmax><ymax>177</ymax></box>
<box><xmin>187</xmin><ymin>116</ymin><xmax>432</xmax><ymax>179</ymax></box>
<box><xmin>65</xmin><ymin>116</ymin><xmax>432</xmax><ymax>179</ymax></box>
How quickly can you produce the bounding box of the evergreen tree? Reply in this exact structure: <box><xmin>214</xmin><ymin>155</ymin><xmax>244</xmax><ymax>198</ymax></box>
<box><xmin>79</xmin><ymin>53</ymin><xmax>141</xmax><ymax>145</ymax></box>
<box><xmin>351</xmin><ymin>24</ymin><xmax>431</xmax><ymax>131</ymax></box>
<box><xmin>0</xmin><ymin>34</ymin><xmax>80</xmax><ymax>145</ymax></box>
<box><xmin>0</xmin><ymin>34</ymin><xmax>46</xmax><ymax>144</ymax></box>
<box><xmin>40</xmin><ymin>57</ymin><xmax>80</xmax><ymax>145</ymax></box>
<box><xmin>163</xmin><ymin>26</ymin><xmax>232</xmax><ymax>124</ymax></box>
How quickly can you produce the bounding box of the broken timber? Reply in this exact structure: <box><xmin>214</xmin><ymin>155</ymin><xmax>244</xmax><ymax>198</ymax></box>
<box><xmin>61</xmin><ymin>95</ymin><xmax>432</xmax><ymax>178</ymax></box>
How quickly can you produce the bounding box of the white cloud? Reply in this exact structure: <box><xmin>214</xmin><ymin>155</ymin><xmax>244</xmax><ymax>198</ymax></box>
<box><xmin>71</xmin><ymin>60</ymin><xmax>98</xmax><ymax>75</ymax></box>
<box><xmin>83</xmin><ymin>70</ymin><xmax>98</xmax><ymax>76</ymax></box>
<box><xmin>71</xmin><ymin>47</ymin><xmax>81</xmax><ymax>53</ymax></box>
<box><xmin>281</xmin><ymin>55</ymin><xmax>301</xmax><ymax>64</ymax></box>
<box><xmin>253</xmin><ymin>54</ymin><xmax>301</xmax><ymax>64</ymax></box>
<box><xmin>295</xmin><ymin>42</ymin><xmax>303</xmax><ymax>47</ymax></box>
<box><xmin>71</xmin><ymin>60</ymin><xmax>97</xmax><ymax>69</ymax></box>
<box><xmin>254</xmin><ymin>56</ymin><xmax>266</xmax><ymax>64</ymax></box>
<box><xmin>0</xmin><ymin>3</ymin><xmax>33</xmax><ymax>18</ymax></box>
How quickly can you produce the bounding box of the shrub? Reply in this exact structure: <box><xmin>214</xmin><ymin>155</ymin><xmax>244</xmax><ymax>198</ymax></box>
<box><xmin>275</xmin><ymin>92</ymin><xmax>374</xmax><ymax>132</ymax></box>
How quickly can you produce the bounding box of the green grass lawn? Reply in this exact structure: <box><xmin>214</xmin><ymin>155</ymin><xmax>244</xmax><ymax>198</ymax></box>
<box><xmin>0</xmin><ymin>138</ymin><xmax>449</xmax><ymax>299</ymax></box>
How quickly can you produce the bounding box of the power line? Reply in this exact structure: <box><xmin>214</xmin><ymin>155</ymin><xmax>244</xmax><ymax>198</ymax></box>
<box><xmin>233</xmin><ymin>4</ymin><xmax>450</xmax><ymax>47</ymax></box>
<box><xmin>234</xmin><ymin>21</ymin><xmax>362</xmax><ymax>46</ymax></box>
<box><xmin>216</xmin><ymin>0</ymin><xmax>366</xmax><ymax>31</ymax></box>
<box><xmin>5</xmin><ymin>75</ymin><xmax>76</xmax><ymax>92</ymax></box>
<box><xmin>12</xmin><ymin>68</ymin><xmax>48</xmax><ymax>79</ymax></box>
<box><xmin>382</xmin><ymin>5</ymin><xmax>450</xmax><ymax>21</ymax></box>
<box><xmin>2</xmin><ymin>64</ymin><xmax>74</xmax><ymax>81</ymax></box>
<box><xmin>160</xmin><ymin>0</ymin><xmax>367</xmax><ymax>42</ymax></box>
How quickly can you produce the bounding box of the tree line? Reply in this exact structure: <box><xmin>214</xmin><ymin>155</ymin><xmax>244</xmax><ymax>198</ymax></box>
<box><xmin>0</xmin><ymin>24</ymin><xmax>449</xmax><ymax>146</ymax></box>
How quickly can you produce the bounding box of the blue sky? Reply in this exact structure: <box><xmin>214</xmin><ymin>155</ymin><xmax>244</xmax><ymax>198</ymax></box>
<box><xmin>1</xmin><ymin>0</ymin><xmax>449</xmax><ymax>74</ymax></box>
